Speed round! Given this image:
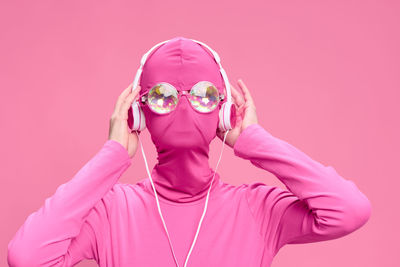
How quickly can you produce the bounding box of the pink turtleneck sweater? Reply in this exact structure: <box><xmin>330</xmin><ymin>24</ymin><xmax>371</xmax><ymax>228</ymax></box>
<box><xmin>7</xmin><ymin>123</ymin><xmax>371</xmax><ymax>267</ymax></box>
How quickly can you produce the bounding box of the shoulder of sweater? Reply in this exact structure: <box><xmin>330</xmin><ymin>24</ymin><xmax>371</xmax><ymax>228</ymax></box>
<box><xmin>218</xmin><ymin>180</ymin><xmax>281</xmax><ymax>197</ymax></box>
<box><xmin>91</xmin><ymin>179</ymin><xmax>148</xmax><ymax>208</ymax></box>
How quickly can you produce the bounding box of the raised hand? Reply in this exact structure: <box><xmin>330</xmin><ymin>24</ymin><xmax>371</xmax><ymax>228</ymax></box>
<box><xmin>216</xmin><ymin>78</ymin><xmax>258</xmax><ymax>148</ymax></box>
<box><xmin>108</xmin><ymin>82</ymin><xmax>141</xmax><ymax>158</ymax></box>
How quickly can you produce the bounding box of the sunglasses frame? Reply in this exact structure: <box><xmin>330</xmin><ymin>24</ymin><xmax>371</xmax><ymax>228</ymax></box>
<box><xmin>138</xmin><ymin>81</ymin><xmax>225</xmax><ymax>115</ymax></box>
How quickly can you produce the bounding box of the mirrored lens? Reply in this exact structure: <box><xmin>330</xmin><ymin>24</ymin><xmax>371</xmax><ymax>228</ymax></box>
<box><xmin>147</xmin><ymin>83</ymin><xmax>178</xmax><ymax>114</ymax></box>
<box><xmin>189</xmin><ymin>81</ymin><xmax>220</xmax><ymax>113</ymax></box>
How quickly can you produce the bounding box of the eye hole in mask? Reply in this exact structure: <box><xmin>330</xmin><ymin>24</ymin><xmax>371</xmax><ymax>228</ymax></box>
<box><xmin>142</xmin><ymin>81</ymin><xmax>223</xmax><ymax>114</ymax></box>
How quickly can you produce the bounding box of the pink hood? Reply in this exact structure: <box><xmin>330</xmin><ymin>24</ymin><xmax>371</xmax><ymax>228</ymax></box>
<box><xmin>139</xmin><ymin>36</ymin><xmax>225</xmax><ymax>203</ymax></box>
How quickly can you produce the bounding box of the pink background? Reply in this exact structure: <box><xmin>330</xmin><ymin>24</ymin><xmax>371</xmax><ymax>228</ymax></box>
<box><xmin>1</xmin><ymin>1</ymin><xmax>398</xmax><ymax>266</ymax></box>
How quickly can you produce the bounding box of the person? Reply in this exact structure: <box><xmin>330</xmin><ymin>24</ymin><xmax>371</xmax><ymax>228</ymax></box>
<box><xmin>7</xmin><ymin>37</ymin><xmax>372</xmax><ymax>267</ymax></box>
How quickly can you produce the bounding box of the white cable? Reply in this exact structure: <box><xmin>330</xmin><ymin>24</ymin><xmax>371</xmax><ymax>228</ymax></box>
<box><xmin>183</xmin><ymin>129</ymin><xmax>229</xmax><ymax>267</ymax></box>
<box><xmin>135</xmin><ymin>131</ymin><xmax>180</xmax><ymax>266</ymax></box>
<box><xmin>134</xmin><ymin>129</ymin><xmax>229</xmax><ymax>267</ymax></box>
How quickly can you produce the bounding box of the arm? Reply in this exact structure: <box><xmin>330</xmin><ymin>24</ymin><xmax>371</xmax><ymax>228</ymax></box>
<box><xmin>234</xmin><ymin>124</ymin><xmax>372</xmax><ymax>255</ymax></box>
<box><xmin>7</xmin><ymin>139</ymin><xmax>132</xmax><ymax>267</ymax></box>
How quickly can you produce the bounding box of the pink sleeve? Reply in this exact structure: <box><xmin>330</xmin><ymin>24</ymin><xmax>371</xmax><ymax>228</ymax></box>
<box><xmin>234</xmin><ymin>124</ymin><xmax>372</xmax><ymax>255</ymax></box>
<box><xmin>7</xmin><ymin>139</ymin><xmax>132</xmax><ymax>267</ymax></box>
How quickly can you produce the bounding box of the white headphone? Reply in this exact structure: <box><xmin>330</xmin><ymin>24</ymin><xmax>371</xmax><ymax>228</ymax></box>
<box><xmin>130</xmin><ymin>38</ymin><xmax>235</xmax><ymax>132</ymax></box>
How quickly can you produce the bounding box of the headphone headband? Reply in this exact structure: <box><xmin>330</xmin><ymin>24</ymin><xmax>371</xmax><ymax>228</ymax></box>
<box><xmin>132</xmin><ymin>38</ymin><xmax>232</xmax><ymax>105</ymax></box>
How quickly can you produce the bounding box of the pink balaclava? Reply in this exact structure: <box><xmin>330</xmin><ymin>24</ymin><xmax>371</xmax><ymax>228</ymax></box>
<box><xmin>139</xmin><ymin>36</ymin><xmax>226</xmax><ymax>203</ymax></box>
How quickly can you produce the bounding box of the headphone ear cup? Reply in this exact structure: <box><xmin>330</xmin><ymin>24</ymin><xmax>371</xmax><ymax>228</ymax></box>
<box><xmin>138</xmin><ymin>106</ymin><xmax>146</xmax><ymax>131</ymax></box>
<box><xmin>130</xmin><ymin>101</ymin><xmax>146</xmax><ymax>131</ymax></box>
<box><xmin>218</xmin><ymin>102</ymin><xmax>236</xmax><ymax>132</ymax></box>
<box><xmin>218</xmin><ymin>103</ymin><xmax>225</xmax><ymax>132</ymax></box>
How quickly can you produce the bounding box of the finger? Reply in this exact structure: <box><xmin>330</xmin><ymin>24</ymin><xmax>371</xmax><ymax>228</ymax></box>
<box><xmin>222</xmin><ymin>86</ymin><xmax>236</xmax><ymax>107</ymax></box>
<box><xmin>120</xmin><ymin>85</ymin><xmax>141</xmax><ymax>116</ymax></box>
<box><xmin>237</xmin><ymin>79</ymin><xmax>255</xmax><ymax>105</ymax></box>
<box><xmin>114</xmin><ymin>83</ymin><xmax>136</xmax><ymax>113</ymax></box>
<box><xmin>121</xmin><ymin>85</ymin><xmax>141</xmax><ymax>113</ymax></box>
<box><xmin>120</xmin><ymin>83</ymin><xmax>135</xmax><ymax>100</ymax></box>
<box><xmin>230</xmin><ymin>83</ymin><xmax>245</xmax><ymax>107</ymax></box>
<box><xmin>236</xmin><ymin>104</ymin><xmax>245</xmax><ymax>117</ymax></box>
<box><xmin>114</xmin><ymin>82</ymin><xmax>140</xmax><ymax>112</ymax></box>
<box><xmin>231</xmin><ymin>85</ymin><xmax>246</xmax><ymax>115</ymax></box>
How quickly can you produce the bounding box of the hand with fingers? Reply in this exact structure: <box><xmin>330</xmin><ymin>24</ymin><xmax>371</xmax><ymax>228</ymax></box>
<box><xmin>216</xmin><ymin>78</ymin><xmax>259</xmax><ymax>148</ymax></box>
<box><xmin>108</xmin><ymin>83</ymin><xmax>142</xmax><ymax>158</ymax></box>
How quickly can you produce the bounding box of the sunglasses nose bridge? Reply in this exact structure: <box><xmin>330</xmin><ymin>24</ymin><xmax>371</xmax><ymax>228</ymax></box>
<box><xmin>176</xmin><ymin>92</ymin><xmax>191</xmax><ymax>109</ymax></box>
